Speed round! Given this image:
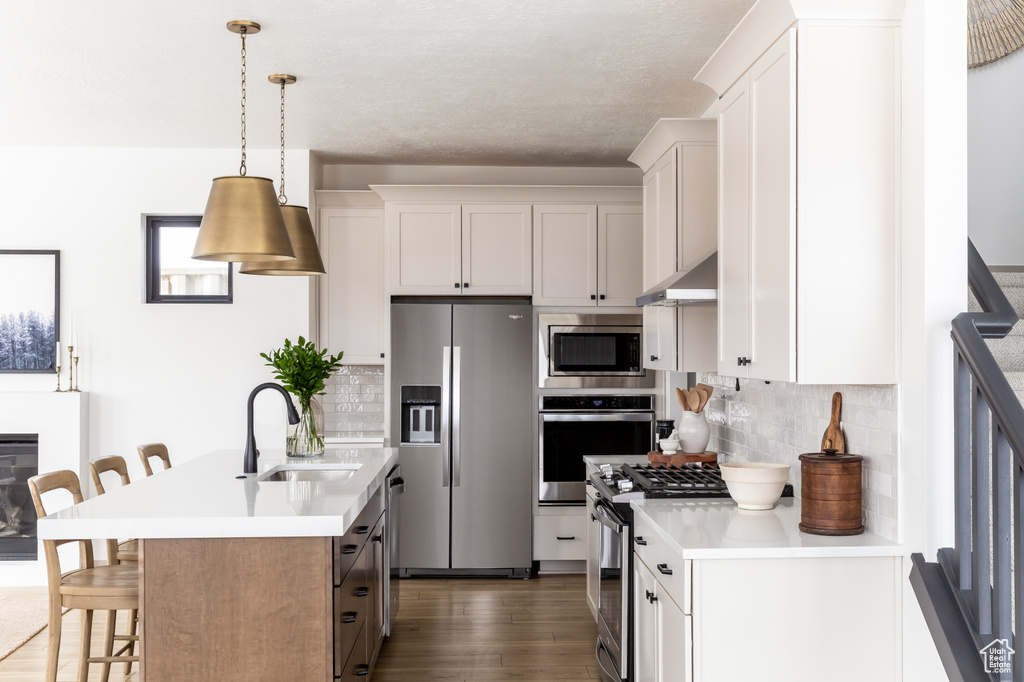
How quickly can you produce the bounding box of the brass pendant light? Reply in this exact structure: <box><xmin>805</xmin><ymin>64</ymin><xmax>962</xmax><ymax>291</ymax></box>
<box><xmin>192</xmin><ymin>21</ymin><xmax>295</xmax><ymax>263</ymax></box>
<box><xmin>240</xmin><ymin>75</ymin><xmax>326</xmax><ymax>276</ymax></box>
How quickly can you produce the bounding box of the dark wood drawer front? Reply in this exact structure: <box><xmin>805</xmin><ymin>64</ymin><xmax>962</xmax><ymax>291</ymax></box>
<box><xmin>337</xmin><ymin>620</ymin><xmax>369</xmax><ymax>681</ymax></box>
<box><xmin>334</xmin><ymin>543</ymin><xmax>371</xmax><ymax>678</ymax></box>
<box><xmin>333</xmin><ymin>484</ymin><xmax>385</xmax><ymax>585</ymax></box>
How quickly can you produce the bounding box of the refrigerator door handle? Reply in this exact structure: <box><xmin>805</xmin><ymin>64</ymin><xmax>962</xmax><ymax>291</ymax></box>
<box><xmin>441</xmin><ymin>346</ymin><xmax>451</xmax><ymax>488</ymax></box>
<box><xmin>452</xmin><ymin>346</ymin><xmax>462</xmax><ymax>487</ymax></box>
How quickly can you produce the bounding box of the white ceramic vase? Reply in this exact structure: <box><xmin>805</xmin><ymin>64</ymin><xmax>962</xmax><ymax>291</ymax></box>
<box><xmin>678</xmin><ymin>411</ymin><xmax>710</xmax><ymax>454</ymax></box>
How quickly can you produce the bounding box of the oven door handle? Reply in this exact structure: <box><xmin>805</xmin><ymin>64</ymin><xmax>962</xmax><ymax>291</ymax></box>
<box><xmin>595</xmin><ymin>638</ymin><xmax>622</xmax><ymax>682</ymax></box>
<box><xmin>593</xmin><ymin>504</ymin><xmax>625</xmax><ymax>533</ymax></box>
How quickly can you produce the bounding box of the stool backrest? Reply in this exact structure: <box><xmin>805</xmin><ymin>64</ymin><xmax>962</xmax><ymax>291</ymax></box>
<box><xmin>137</xmin><ymin>443</ymin><xmax>171</xmax><ymax>477</ymax></box>
<box><xmin>28</xmin><ymin>470</ymin><xmax>93</xmax><ymax>588</ymax></box>
<box><xmin>88</xmin><ymin>455</ymin><xmax>131</xmax><ymax>495</ymax></box>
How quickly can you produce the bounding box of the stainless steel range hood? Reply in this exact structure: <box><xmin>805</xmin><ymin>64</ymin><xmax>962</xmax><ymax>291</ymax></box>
<box><xmin>635</xmin><ymin>251</ymin><xmax>717</xmax><ymax>307</ymax></box>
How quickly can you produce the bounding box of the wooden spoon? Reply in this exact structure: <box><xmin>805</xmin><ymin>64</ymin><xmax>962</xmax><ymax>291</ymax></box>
<box><xmin>694</xmin><ymin>387</ymin><xmax>709</xmax><ymax>414</ymax></box>
<box><xmin>687</xmin><ymin>391</ymin><xmax>701</xmax><ymax>413</ymax></box>
<box><xmin>676</xmin><ymin>387</ymin><xmax>690</xmax><ymax>412</ymax></box>
<box><xmin>696</xmin><ymin>383</ymin><xmax>714</xmax><ymax>400</ymax></box>
<box><xmin>820</xmin><ymin>392</ymin><xmax>846</xmax><ymax>453</ymax></box>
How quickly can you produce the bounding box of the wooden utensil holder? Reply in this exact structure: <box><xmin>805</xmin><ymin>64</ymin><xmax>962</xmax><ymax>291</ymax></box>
<box><xmin>798</xmin><ymin>449</ymin><xmax>864</xmax><ymax>536</ymax></box>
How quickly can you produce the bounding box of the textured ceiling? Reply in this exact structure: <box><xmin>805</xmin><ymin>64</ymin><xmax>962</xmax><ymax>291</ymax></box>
<box><xmin>0</xmin><ymin>0</ymin><xmax>754</xmax><ymax>167</ymax></box>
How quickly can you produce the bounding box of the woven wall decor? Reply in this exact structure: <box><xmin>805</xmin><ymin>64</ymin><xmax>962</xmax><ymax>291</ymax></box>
<box><xmin>969</xmin><ymin>0</ymin><xmax>1024</xmax><ymax>68</ymax></box>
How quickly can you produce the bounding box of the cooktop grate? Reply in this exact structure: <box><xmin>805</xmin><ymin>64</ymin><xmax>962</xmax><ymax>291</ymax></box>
<box><xmin>621</xmin><ymin>463</ymin><xmax>729</xmax><ymax>494</ymax></box>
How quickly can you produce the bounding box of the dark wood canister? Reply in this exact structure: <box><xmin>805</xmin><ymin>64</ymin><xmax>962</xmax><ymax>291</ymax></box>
<box><xmin>798</xmin><ymin>449</ymin><xmax>864</xmax><ymax>535</ymax></box>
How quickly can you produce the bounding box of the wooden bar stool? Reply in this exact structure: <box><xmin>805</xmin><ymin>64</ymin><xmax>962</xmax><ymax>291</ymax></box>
<box><xmin>29</xmin><ymin>470</ymin><xmax>139</xmax><ymax>682</ymax></box>
<box><xmin>137</xmin><ymin>442</ymin><xmax>171</xmax><ymax>477</ymax></box>
<box><xmin>87</xmin><ymin>456</ymin><xmax>139</xmax><ymax>674</ymax></box>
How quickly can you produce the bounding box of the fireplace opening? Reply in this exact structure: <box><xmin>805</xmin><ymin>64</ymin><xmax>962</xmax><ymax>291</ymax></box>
<box><xmin>0</xmin><ymin>434</ymin><xmax>38</xmax><ymax>561</ymax></box>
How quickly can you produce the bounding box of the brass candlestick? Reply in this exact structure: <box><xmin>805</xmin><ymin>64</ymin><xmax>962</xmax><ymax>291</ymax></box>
<box><xmin>72</xmin><ymin>354</ymin><xmax>81</xmax><ymax>392</ymax></box>
<box><xmin>66</xmin><ymin>346</ymin><xmax>75</xmax><ymax>392</ymax></box>
<box><xmin>54</xmin><ymin>362</ymin><xmax>62</xmax><ymax>392</ymax></box>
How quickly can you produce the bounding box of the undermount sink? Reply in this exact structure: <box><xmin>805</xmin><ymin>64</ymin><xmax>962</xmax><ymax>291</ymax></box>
<box><xmin>257</xmin><ymin>463</ymin><xmax>362</xmax><ymax>483</ymax></box>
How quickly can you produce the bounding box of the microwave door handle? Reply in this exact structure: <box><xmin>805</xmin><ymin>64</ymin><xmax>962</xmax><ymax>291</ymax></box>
<box><xmin>441</xmin><ymin>346</ymin><xmax>451</xmax><ymax>488</ymax></box>
<box><xmin>593</xmin><ymin>504</ymin><xmax>624</xmax><ymax>533</ymax></box>
<box><xmin>452</xmin><ymin>346</ymin><xmax>461</xmax><ymax>488</ymax></box>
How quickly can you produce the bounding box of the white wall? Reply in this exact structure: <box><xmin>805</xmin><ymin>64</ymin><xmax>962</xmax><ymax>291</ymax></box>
<box><xmin>969</xmin><ymin>47</ymin><xmax>1024</xmax><ymax>266</ymax></box>
<box><xmin>322</xmin><ymin>163</ymin><xmax>642</xmax><ymax>190</ymax></box>
<box><xmin>0</xmin><ymin>147</ymin><xmax>314</xmax><ymax>483</ymax></box>
<box><xmin>900</xmin><ymin>0</ymin><xmax>967</xmax><ymax>678</ymax></box>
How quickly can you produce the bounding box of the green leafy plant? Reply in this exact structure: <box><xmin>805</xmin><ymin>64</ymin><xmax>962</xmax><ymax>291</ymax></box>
<box><xmin>261</xmin><ymin>336</ymin><xmax>344</xmax><ymax>409</ymax></box>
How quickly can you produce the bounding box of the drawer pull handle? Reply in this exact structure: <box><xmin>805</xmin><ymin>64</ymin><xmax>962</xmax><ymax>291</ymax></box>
<box><xmin>657</xmin><ymin>563</ymin><xmax>673</xmax><ymax>576</ymax></box>
<box><xmin>340</xmin><ymin>611</ymin><xmax>358</xmax><ymax>624</ymax></box>
<box><xmin>341</xmin><ymin>544</ymin><xmax>358</xmax><ymax>555</ymax></box>
<box><xmin>356</xmin><ymin>664</ymin><xmax>370</xmax><ymax>676</ymax></box>
<box><xmin>355</xmin><ymin>587</ymin><xmax>369</xmax><ymax>597</ymax></box>
<box><xmin>356</xmin><ymin>526</ymin><xmax>370</xmax><ymax>535</ymax></box>
<box><xmin>634</xmin><ymin>536</ymin><xmax>647</xmax><ymax>546</ymax></box>
<box><xmin>556</xmin><ymin>535</ymin><xmax>576</xmax><ymax>541</ymax></box>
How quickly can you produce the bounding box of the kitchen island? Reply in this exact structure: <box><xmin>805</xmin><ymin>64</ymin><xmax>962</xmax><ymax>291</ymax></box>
<box><xmin>631</xmin><ymin>497</ymin><xmax>903</xmax><ymax>682</ymax></box>
<box><xmin>37</xmin><ymin>447</ymin><xmax>399</xmax><ymax>682</ymax></box>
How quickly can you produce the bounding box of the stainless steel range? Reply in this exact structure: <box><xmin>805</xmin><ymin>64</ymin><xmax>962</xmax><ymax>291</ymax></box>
<box><xmin>589</xmin><ymin>462</ymin><xmax>793</xmax><ymax>681</ymax></box>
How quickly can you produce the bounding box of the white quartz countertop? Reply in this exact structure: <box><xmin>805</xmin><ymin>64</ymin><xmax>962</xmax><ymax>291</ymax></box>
<box><xmin>37</xmin><ymin>447</ymin><xmax>398</xmax><ymax>540</ymax></box>
<box><xmin>631</xmin><ymin>497</ymin><xmax>902</xmax><ymax>560</ymax></box>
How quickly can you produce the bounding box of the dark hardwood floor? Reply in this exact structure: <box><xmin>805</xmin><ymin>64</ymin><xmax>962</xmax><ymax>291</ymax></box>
<box><xmin>373</xmin><ymin>573</ymin><xmax>601</xmax><ymax>681</ymax></box>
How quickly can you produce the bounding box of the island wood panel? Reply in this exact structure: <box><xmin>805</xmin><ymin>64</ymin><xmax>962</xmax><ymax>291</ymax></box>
<box><xmin>139</xmin><ymin>537</ymin><xmax>333</xmax><ymax>682</ymax></box>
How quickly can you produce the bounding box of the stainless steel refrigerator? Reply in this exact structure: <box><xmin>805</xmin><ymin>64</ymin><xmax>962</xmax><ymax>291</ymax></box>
<box><xmin>390</xmin><ymin>301</ymin><xmax>532</xmax><ymax>575</ymax></box>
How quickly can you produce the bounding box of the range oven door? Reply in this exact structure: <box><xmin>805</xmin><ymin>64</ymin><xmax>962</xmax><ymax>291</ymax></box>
<box><xmin>539</xmin><ymin>413</ymin><xmax>653</xmax><ymax>504</ymax></box>
<box><xmin>593</xmin><ymin>498</ymin><xmax>630</xmax><ymax>681</ymax></box>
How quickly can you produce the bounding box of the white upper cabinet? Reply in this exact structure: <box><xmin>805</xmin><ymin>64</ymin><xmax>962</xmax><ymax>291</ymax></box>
<box><xmin>533</xmin><ymin>203</ymin><xmax>643</xmax><ymax>307</ymax></box>
<box><xmin>698</xmin><ymin>1</ymin><xmax>900</xmax><ymax>384</ymax></box>
<box><xmin>388</xmin><ymin>202</ymin><xmax>531</xmax><ymax>296</ymax></box>
<box><xmin>630</xmin><ymin>119</ymin><xmax>718</xmax><ymax>373</ymax></box>
<box><xmin>389</xmin><ymin>203</ymin><xmax>462</xmax><ymax>295</ymax></box>
<box><xmin>461</xmin><ymin>204</ymin><xmax>532</xmax><ymax>295</ymax></box>
<box><xmin>533</xmin><ymin>205</ymin><xmax>597</xmax><ymax>306</ymax></box>
<box><xmin>317</xmin><ymin>191</ymin><xmax>386</xmax><ymax>365</ymax></box>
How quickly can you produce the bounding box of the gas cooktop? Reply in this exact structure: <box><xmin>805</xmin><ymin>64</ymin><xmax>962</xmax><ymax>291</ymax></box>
<box><xmin>591</xmin><ymin>462</ymin><xmax>794</xmax><ymax>503</ymax></box>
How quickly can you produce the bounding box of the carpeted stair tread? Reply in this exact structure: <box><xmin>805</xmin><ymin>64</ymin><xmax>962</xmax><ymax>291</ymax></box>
<box><xmin>986</xmin><ymin>334</ymin><xmax>1024</xmax><ymax>370</ymax></box>
<box><xmin>993</xmin><ymin>271</ymin><xmax>1024</xmax><ymax>289</ymax></box>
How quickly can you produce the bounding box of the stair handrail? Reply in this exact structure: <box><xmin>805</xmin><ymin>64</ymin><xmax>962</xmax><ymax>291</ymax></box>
<box><xmin>912</xmin><ymin>238</ymin><xmax>1024</xmax><ymax>682</ymax></box>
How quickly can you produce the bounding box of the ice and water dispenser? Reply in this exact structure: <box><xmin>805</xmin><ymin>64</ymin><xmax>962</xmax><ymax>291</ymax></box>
<box><xmin>400</xmin><ymin>386</ymin><xmax>442</xmax><ymax>445</ymax></box>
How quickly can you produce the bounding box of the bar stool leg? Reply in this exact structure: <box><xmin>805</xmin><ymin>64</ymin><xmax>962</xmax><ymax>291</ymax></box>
<box><xmin>124</xmin><ymin>608</ymin><xmax>138</xmax><ymax>674</ymax></box>
<box><xmin>45</xmin><ymin>596</ymin><xmax>62</xmax><ymax>682</ymax></box>
<box><xmin>101</xmin><ymin>609</ymin><xmax>117</xmax><ymax>682</ymax></box>
<box><xmin>77</xmin><ymin>609</ymin><xmax>93</xmax><ymax>682</ymax></box>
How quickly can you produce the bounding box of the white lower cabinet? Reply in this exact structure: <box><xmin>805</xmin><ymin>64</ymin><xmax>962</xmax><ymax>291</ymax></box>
<box><xmin>634</xmin><ymin>554</ymin><xmax>693</xmax><ymax>682</ymax></box>
<box><xmin>533</xmin><ymin>510</ymin><xmax>587</xmax><ymax>561</ymax></box>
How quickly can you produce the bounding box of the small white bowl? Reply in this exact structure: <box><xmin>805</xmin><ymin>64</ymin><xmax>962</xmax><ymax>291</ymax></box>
<box><xmin>719</xmin><ymin>462</ymin><xmax>790</xmax><ymax>510</ymax></box>
<box><xmin>659</xmin><ymin>439</ymin><xmax>681</xmax><ymax>454</ymax></box>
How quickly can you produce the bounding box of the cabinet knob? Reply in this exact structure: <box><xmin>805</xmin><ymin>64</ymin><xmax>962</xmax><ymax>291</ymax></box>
<box><xmin>454</xmin><ymin>282</ymin><xmax>460</xmax><ymax>288</ymax></box>
<box><xmin>373</xmin><ymin>534</ymin><xmax>383</xmax><ymax>543</ymax></box>
<box><xmin>590</xmin><ymin>294</ymin><xmax>596</xmax><ymax>300</ymax></box>
<box><xmin>737</xmin><ymin>356</ymin><xmax>751</xmax><ymax>366</ymax></box>
<box><xmin>463</xmin><ymin>282</ymin><xmax>469</xmax><ymax>288</ymax></box>
<box><xmin>650</xmin><ymin>355</ymin><xmax>658</xmax><ymax>362</ymax></box>
<box><xmin>599</xmin><ymin>294</ymin><xmax>605</xmax><ymax>300</ymax></box>
<box><xmin>380</xmin><ymin>352</ymin><xmax>385</xmax><ymax>359</ymax></box>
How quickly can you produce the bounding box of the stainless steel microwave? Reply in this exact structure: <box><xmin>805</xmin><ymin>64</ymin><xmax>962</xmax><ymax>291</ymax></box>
<box><xmin>537</xmin><ymin>314</ymin><xmax>654</xmax><ymax>389</ymax></box>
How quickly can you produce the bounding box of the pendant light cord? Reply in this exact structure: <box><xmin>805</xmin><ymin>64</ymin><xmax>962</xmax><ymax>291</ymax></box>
<box><xmin>278</xmin><ymin>80</ymin><xmax>287</xmax><ymax>205</ymax></box>
<box><xmin>239</xmin><ymin>28</ymin><xmax>248</xmax><ymax>176</ymax></box>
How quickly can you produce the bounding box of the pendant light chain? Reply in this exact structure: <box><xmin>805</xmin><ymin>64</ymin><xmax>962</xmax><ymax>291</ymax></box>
<box><xmin>278</xmin><ymin>80</ymin><xmax>287</xmax><ymax>204</ymax></box>
<box><xmin>239</xmin><ymin>28</ymin><xmax>248</xmax><ymax>176</ymax></box>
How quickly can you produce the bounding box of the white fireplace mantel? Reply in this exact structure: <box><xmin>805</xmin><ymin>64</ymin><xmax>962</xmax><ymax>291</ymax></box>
<box><xmin>0</xmin><ymin>391</ymin><xmax>89</xmax><ymax>585</ymax></box>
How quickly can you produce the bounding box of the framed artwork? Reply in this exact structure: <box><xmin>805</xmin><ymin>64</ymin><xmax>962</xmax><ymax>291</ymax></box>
<box><xmin>0</xmin><ymin>250</ymin><xmax>59</xmax><ymax>372</ymax></box>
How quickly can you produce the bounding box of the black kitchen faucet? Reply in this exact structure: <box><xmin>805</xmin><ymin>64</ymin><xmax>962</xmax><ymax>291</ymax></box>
<box><xmin>242</xmin><ymin>382</ymin><xmax>300</xmax><ymax>474</ymax></box>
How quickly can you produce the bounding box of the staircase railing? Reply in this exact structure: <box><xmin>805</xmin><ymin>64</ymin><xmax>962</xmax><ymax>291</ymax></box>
<box><xmin>911</xmin><ymin>239</ymin><xmax>1023</xmax><ymax>682</ymax></box>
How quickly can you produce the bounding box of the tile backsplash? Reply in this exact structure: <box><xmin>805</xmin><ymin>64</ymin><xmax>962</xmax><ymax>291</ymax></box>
<box><xmin>321</xmin><ymin>365</ymin><xmax>385</xmax><ymax>436</ymax></box>
<box><xmin>672</xmin><ymin>373</ymin><xmax>899</xmax><ymax>541</ymax></box>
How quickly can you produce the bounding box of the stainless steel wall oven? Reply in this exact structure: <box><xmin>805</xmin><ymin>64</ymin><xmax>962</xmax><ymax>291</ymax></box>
<box><xmin>538</xmin><ymin>396</ymin><xmax>654</xmax><ymax>505</ymax></box>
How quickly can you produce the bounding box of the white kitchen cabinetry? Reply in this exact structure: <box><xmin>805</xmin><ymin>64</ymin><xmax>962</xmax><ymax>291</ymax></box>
<box><xmin>317</xmin><ymin>191</ymin><xmax>385</xmax><ymax>364</ymax></box>
<box><xmin>387</xmin><ymin>203</ymin><xmax>531</xmax><ymax>295</ymax></box>
<box><xmin>532</xmin><ymin>204</ymin><xmax>642</xmax><ymax>306</ymax></box>
<box><xmin>632</xmin><ymin>499</ymin><xmax>901</xmax><ymax>682</ymax></box>
<box><xmin>698</xmin><ymin>2</ymin><xmax>900</xmax><ymax>384</ymax></box>
<box><xmin>533</xmin><ymin>509</ymin><xmax>587</xmax><ymax>562</ymax></box>
<box><xmin>629</xmin><ymin>119</ymin><xmax>718</xmax><ymax>373</ymax></box>
<box><xmin>634</xmin><ymin>555</ymin><xmax>692</xmax><ymax>682</ymax></box>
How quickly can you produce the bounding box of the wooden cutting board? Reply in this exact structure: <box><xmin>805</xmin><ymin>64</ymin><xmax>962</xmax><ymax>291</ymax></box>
<box><xmin>648</xmin><ymin>451</ymin><xmax>717</xmax><ymax>466</ymax></box>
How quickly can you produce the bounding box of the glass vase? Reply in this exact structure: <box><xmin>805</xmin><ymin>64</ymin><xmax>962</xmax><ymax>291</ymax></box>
<box><xmin>287</xmin><ymin>395</ymin><xmax>325</xmax><ymax>458</ymax></box>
